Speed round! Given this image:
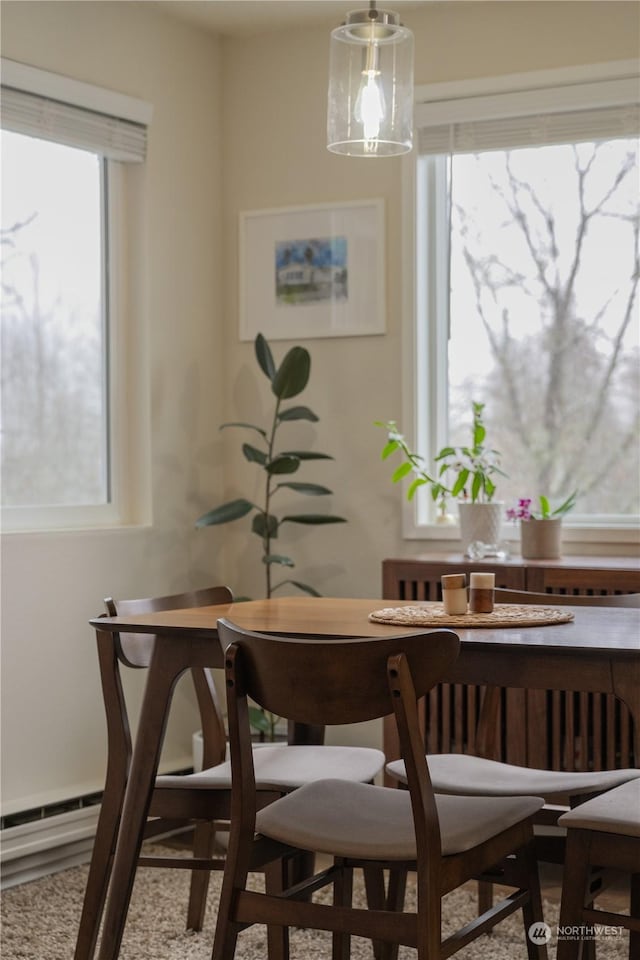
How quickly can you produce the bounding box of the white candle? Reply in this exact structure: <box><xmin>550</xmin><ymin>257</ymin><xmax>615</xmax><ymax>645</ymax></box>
<box><xmin>441</xmin><ymin>574</ymin><xmax>467</xmax><ymax>615</ymax></box>
<box><xmin>469</xmin><ymin>572</ymin><xmax>495</xmax><ymax>589</ymax></box>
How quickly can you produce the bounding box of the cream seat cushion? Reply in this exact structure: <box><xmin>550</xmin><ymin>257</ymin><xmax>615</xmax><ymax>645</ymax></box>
<box><xmin>386</xmin><ymin>754</ymin><xmax>640</xmax><ymax>800</ymax></box>
<box><xmin>156</xmin><ymin>745</ymin><xmax>385</xmax><ymax>791</ymax></box>
<box><xmin>558</xmin><ymin>778</ymin><xmax>640</xmax><ymax>836</ymax></box>
<box><xmin>254</xmin><ymin>778</ymin><xmax>543</xmax><ymax>860</ymax></box>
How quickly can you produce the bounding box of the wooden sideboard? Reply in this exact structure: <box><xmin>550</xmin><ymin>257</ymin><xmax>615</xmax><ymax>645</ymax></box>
<box><xmin>383</xmin><ymin>553</ymin><xmax>640</xmax><ymax>602</ymax></box>
<box><xmin>382</xmin><ymin>554</ymin><xmax>640</xmax><ymax>775</ymax></box>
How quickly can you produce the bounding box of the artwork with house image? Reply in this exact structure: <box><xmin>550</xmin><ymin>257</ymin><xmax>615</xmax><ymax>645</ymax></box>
<box><xmin>275</xmin><ymin>235</ymin><xmax>347</xmax><ymax>305</ymax></box>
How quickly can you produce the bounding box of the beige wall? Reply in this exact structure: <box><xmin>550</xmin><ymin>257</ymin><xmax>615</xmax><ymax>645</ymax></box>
<box><xmin>1</xmin><ymin>1</ymin><xmax>638</xmax><ymax>812</ymax></box>
<box><xmin>1</xmin><ymin>0</ymin><xmax>225</xmax><ymax>810</ymax></box>
<box><xmin>219</xmin><ymin>1</ymin><xmax>640</xmax><ymax>602</ymax></box>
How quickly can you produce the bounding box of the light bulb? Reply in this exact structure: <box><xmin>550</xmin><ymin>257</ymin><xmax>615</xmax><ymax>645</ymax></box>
<box><xmin>354</xmin><ymin>67</ymin><xmax>386</xmax><ymax>144</ymax></box>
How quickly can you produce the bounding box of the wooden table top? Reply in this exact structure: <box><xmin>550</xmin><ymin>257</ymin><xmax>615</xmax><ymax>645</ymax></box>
<box><xmin>91</xmin><ymin>596</ymin><xmax>640</xmax><ymax>657</ymax></box>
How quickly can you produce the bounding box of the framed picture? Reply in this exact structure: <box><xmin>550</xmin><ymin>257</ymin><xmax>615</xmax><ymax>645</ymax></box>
<box><xmin>239</xmin><ymin>199</ymin><xmax>385</xmax><ymax>341</ymax></box>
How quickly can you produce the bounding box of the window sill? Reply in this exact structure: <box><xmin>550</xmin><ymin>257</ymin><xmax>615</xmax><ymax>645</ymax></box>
<box><xmin>404</xmin><ymin>521</ymin><xmax>640</xmax><ymax>547</ymax></box>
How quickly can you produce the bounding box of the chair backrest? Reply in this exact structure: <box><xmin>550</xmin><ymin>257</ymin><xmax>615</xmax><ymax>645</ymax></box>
<box><xmin>494</xmin><ymin>588</ymin><xmax>640</xmax><ymax>608</ymax></box>
<box><xmin>102</xmin><ymin>585</ymin><xmax>233</xmax><ymax>771</ymax></box>
<box><xmin>219</xmin><ymin>619</ymin><xmax>459</xmax><ymax>860</ymax></box>
<box><xmin>105</xmin><ymin>585</ymin><xmax>233</xmax><ymax>668</ymax></box>
<box><xmin>217</xmin><ymin>618</ymin><xmax>459</xmax><ymax>727</ymax></box>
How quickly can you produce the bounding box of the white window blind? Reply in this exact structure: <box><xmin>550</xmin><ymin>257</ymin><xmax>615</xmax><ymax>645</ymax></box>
<box><xmin>416</xmin><ymin>72</ymin><xmax>640</xmax><ymax>155</ymax></box>
<box><xmin>0</xmin><ymin>59</ymin><xmax>151</xmax><ymax>162</ymax></box>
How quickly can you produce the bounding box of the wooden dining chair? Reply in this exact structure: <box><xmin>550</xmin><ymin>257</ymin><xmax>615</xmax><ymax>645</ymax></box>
<box><xmin>74</xmin><ymin>586</ymin><xmax>385</xmax><ymax>960</ymax></box>
<box><xmin>212</xmin><ymin>617</ymin><xmax>548</xmax><ymax>960</ymax></box>
<box><xmin>556</xmin><ymin>778</ymin><xmax>640</xmax><ymax>960</ymax></box>
<box><xmin>386</xmin><ymin>589</ymin><xmax>640</xmax><ymax>925</ymax></box>
<box><xmin>493</xmin><ymin>588</ymin><xmax>640</xmax><ymax>608</ymax></box>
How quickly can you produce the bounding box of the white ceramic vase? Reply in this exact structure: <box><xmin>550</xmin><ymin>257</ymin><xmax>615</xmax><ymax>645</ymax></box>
<box><xmin>457</xmin><ymin>501</ymin><xmax>504</xmax><ymax>557</ymax></box>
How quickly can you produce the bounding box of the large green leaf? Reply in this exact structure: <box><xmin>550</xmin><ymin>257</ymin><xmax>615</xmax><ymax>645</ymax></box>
<box><xmin>266</xmin><ymin>455</ymin><xmax>300</xmax><ymax>475</ymax></box>
<box><xmin>451</xmin><ymin>470</ymin><xmax>469</xmax><ymax>498</ymax></box>
<box><xmin>242</xmin><ymin>443</ymin><xmax>267</xmax><ymax>465</ymax></box>
<box><xmin>277</xmin><ymin>405</ymin><xmax>319</xmax><ymax>422</ymax></box>
<box><xmin>272</xmin><ymin>580</ymin><xmax>322</xmax><ymax>597</ymax></box>
<box><xmin>435</xmin><ymin>446</ymin><xmax>456</xmax><ymax>461</ymax></box>
<box><xmin>196</xmin><ymin>499</ymin><xmax>254</xmax><ymax>526</ymax></box>
<box><xmin>281</xmin><ymin>514</ymin><xmax>346</xmax><ymax>524</ymax></box>
<box><xmin>272</xmin><ymin>346</ymin><xmax>310</xmax><ymax>399</ymax></box>
<box><xmin>263</xmin><ymin>554</ymin><xmax>295</xmax><ymax>567</ymax></box>
<box><xmin>275</xmin><ymin>482</ymin><xmax>331</xmax><ymax>495</ymax></box>
<box><xmin>255</xmin><ymin>333</ymin><xmax>276</xmax><ymax>382</ymax></box>
<box><xmin>252</xmin><ymin>513</ymin><xmax>278</xmax><ymax>538</ymax></box>
<box><xmin>407</xmin><ymin>477</ymin><xmax>428</xmax><ymax>500</ymax></box>
<box><xmin>392</xmin><ymin>462</ymin><xmax>413</xmax><ymax>483</ymax></box>
<box><xmin>221</xmin><ymin>421</ymin><xmax>267</xmax><ymax>441</ymax></box>
<box><xmin>473</xmin><ymin>423</ymin><xmax>486</xmax><ymax>448</ymax></box>
<box><xmin>279</xmin><ymin>450</ymin><xmax>334</xmax><ymax>461</ymax></box>
<box><xmin>248</xmin><ymin>705</ymin><xmax>273</xmax><ymax>735</ymax></box>
<box><xmin>381</xmin><ymin>439</ymin><xmax>399</xmax><ymax>460</ymax></box>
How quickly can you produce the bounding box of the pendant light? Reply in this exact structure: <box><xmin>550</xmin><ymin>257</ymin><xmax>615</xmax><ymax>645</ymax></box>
<box><xmin>327</xmin><ymin>1</ymin><xmax>414</xmax><ymax>158</ymax></box>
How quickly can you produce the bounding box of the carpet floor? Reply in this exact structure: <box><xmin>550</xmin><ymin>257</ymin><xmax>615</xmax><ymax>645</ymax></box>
<box><xmin>1</xmin><ymin>844</ymin><xmax>628</xmax><ymax>959</ymax></box>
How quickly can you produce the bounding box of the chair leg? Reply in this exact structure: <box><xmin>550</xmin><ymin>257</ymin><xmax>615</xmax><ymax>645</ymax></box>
<box><xmin>363</xmin><ymin>866</ymin><xmax>406</xmax><ymax>960</ymax></box>
<box><xmin>415</xmin><ymin>869</ymin><xmax>441</xmax><ymax>960</ymax></box>
<box><xmin>332</xmin><ymin>860</ymin><xmax>353</xmax><ymax>960</ymax></box>
<box><xmin>383</xmin><ymin>868</ymin><xmax>407</xmax><ymax>960</ymax></box>
<box><xmin>212</xmin><ymin>834</ymin><xmax>251</xmax><ymax>960</ymax></box>
<box><xmin>630</xmin><ymin>873</ymin><xmax>640</xmax><ymax>960</ymax></box>
<box><xmin>287</xmin><ymin>850</ymin><xmax>316</xmax><ymax>898</ymax></box>
<box><xmin>185</xmin><ymin>822</ymin><xmax>217</xmax><ymax>930</ymax></box>
<box><xmin>73</xmin><ymin>779</ymin><xmax>124</xmax><ymax>960</ymax></box>
<box><xmin>478</xmin><ymin>879</ymin><xmax>493</xmax><ymax>916</ymax></box>
<box><xmin>265</xmin><ymin>858</ymin><xmax>290</xmax><ymax>960</ymax></box>
<box><xmin>557</xmin><ymin>830</ymin><xmax>592</xmax><ymax>960</ymax></box>
<box><xmin>363</xmin><ymin>866</ymin><xmax>387</xmax><ymax>960</ymax></box>
<box><xmin>518</xmin><ymin>840</ymin><xmax>548</xmax><ymax>960</ymax></box>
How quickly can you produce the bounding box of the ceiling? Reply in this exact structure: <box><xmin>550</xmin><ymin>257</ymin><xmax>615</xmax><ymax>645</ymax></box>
<box><xmin>154</xmin><ymin>0</ymin><xmax>432</xmax><ymax>38</ymax></box>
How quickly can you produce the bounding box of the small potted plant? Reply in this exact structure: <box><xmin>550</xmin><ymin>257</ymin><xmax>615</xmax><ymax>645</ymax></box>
<box><xmin>506</xmin><ymin>492</ymin><xmax>578</xmax><ymax>559</ymax></box>
<box><xmin>377</xmin><ymin>401</ymin><xmax>507</xmax><ymax>556</ymax></box>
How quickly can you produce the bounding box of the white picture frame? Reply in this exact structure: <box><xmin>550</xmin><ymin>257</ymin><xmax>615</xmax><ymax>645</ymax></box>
<box><xmin>239</xmin><ymin>199</ymin><xmax>385</xmax><ymax>341</ymax></box>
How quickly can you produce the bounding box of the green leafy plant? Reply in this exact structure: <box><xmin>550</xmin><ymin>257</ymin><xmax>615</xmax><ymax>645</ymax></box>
<box><xmin>196</xmin><ymin>333</ymin><xmax>346</xmax><ymax>741</ymax></box>
<box><xmin>376</xmin><ymin>401</ymin><xmax>506</xmax><ymax>510</ymax></box>
<box><xmin>196</xmin><ymin>332</ymin><xmax>346</xmax><ymax>599</ymax></box>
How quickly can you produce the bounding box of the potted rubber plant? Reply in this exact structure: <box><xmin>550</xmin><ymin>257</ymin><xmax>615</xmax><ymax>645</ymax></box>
<box><xmin>196</xmin><ymin>332</ymin><xmax>346</xmax><ymax>597</ymax></box>
<box><xmin>196</xmin><ymin>333</ymin><xmax>347</xmax><ymax>738</ymax></box>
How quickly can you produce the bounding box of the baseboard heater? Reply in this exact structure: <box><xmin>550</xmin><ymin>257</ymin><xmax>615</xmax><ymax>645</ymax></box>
<box><xmin>1</xmin><ymin>768</ymin><xmax>192</xmax><ymax>890</ymax></box>
<box><xmin>1</xmin><ymin>798</ymin><xmax>101</xmax><ymax>890</ymax></box>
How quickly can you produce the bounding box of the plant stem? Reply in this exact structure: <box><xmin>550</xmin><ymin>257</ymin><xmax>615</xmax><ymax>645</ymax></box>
<box><xmin>264</xmin><ymin>396</ymin><xmax>281</xmax><ymax>598</ymax></box>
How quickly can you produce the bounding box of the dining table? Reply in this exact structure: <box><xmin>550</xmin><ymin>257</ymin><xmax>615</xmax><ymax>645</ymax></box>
<box><xmin>88</xmin><ymin>595</ymin><xmax>640</xmax><ymax>960</ymax></box>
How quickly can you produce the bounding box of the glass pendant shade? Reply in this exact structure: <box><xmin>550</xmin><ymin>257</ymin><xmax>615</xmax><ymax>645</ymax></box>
<box><xmin>327</xmin><ymin>7</ymin><xmax>414</xmax><ymax>158</ymax></box>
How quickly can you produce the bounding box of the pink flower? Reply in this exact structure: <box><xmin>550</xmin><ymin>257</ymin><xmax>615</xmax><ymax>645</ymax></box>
<box><xmin>506</xmin><ymin>498</ymin><xmax>532</xmax><ymax>521</ymax></box>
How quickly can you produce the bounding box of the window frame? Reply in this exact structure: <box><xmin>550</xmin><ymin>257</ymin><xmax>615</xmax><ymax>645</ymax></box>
<box><xmin>0</xmin><ymin>60</ymin><xmax>151</xmax><ymax>533</ymax></box>
<box><xmin>401</xmin><ymin>60</ymin><xmax>640</xmax><ymax>546</ymax></box>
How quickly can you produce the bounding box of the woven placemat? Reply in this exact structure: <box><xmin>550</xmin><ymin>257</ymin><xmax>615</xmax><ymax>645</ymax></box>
<box><xmin>368</xmin><ymin>603</ymin><xmax>575</xmax><ymax>628</ymax></box>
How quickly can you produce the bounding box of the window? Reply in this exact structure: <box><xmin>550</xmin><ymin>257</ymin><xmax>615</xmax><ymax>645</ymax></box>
<box><xmin>2</xmin><ymin>133</ymin><xmax>108</xmax><ymax>511</ymax></box>
<box><xmin>0</xmin><ymin>60</ymin><xmax>151</xmax><ymax>531</ymax></box>
<box><xmin>404</xmin><ymin>62</ymin><xmax>640</xmax><ymax>540</ymax></box>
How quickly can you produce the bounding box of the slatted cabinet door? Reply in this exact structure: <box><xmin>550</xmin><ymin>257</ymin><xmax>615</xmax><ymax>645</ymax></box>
<box><xmin>382</xmin><ymin>555</ymin><xmax>640</xmax><ymax>778</ymax></box>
